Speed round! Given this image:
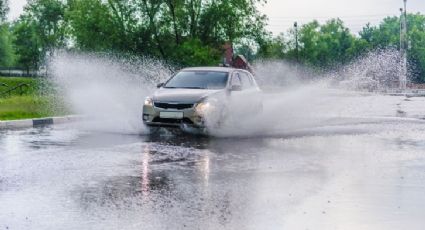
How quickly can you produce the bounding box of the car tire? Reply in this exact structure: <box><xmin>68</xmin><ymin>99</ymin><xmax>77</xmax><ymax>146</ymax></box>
<box><xmin>147</xmin><ymin>126</ymin><xmax>161</xmax><ymax>135</ymax></box>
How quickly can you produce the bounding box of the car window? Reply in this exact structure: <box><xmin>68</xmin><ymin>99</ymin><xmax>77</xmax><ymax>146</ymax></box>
<box><xmin>164</xmin><ymin>71</ymin><xmax>229</xmax><ymax>89</ymax></box>
<box><xmin>240</xmin><ymin>72</ymin><xmax>254</xmax><ymax>89</ymax></box>
<box><xmin>231</xmin><ymin>73</ymin><xmax>242</xmax><ymax>86</ymax></box>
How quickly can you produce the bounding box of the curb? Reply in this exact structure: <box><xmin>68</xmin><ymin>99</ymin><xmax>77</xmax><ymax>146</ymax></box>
<box><xmin>385</xmin><ymin>93</ymin><xmax>425</xmax><ymax>97</ymax></box>
<box><xmin>0</xmin><ymin>115</ymin><xmax>80</xmax><ymax>130</ymax></box>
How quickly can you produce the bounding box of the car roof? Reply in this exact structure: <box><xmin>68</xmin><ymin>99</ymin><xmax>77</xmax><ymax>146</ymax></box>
<box><xmin>181</xmin><ymin>66</ymin><xmax>238</xmax><ymax>73</ymax></box>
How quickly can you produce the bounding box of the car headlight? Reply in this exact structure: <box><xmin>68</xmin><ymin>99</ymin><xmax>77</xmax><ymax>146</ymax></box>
<box><xmin>144</xmin><ymin>97</ymin><xmax>153</xmax><ymax>106</ymax></box>
<box><xmin>195</xmin><ymin>101</ymin><xmax>215</xmax><ymax>115</ymax></box>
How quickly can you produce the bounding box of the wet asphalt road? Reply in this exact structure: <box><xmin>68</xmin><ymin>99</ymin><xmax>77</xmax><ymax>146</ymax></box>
<box><xmin>1</xmin><ymin>98</ymin><xmax>425</xmax><ymax>229</ymax></box>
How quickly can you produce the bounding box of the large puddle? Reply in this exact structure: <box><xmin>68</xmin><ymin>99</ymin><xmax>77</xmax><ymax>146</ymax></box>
<box><xmin>1</xmin><ymin>106</ymin><xmax>425</xmax><ymax>229</ymax></box>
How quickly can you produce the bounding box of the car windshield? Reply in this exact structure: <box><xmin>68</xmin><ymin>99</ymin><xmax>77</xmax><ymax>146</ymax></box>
<box><xmin>164</xmin><ymin>71</ymin><xmax>229</xmax><ymax>89</ymax></box>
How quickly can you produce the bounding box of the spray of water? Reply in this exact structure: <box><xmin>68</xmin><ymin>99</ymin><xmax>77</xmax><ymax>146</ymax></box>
<box><xmin>331</xmin><ymin>48</ymin><xmax>404</xmax><ymax>90</ymax></box>
<box><xmin>205</xmin><ymin>49</ymin><xmax>409</xmax><ymax>137</ymax></box>
<box><xmin>49</xmin><ymin>51</ymin><xmax>173</xmax><ymax>134</ymax></box>
<box><xmin>49</xmin><ymin>49</ymin><xmax>408</xmax><ymax>137</ymax></box>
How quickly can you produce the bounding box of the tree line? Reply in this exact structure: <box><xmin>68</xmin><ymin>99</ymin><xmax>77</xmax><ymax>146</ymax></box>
<box><xmin>0</xmin><ymin>0</ymin><xmax>425</xmax><ymax>82</ymax></box>
<box><xmin>255</xmin><ymin>15</ymin><xmax>425</xmax><ymax>82</ymax></box>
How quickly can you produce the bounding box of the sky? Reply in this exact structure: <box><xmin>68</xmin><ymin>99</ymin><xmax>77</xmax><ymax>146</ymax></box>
<box><xmin>260</xmin><ymin>0</ymin><xmax>425</xmax><ymax>34</ymax></box>
<box><xmin>8</xmin><ymin>0</ymin><xmax>27</xmax><ymax>20</ymax></box>
<box><xmin>7</xmin><ymin>0</ymin><xmax>425</xmax><ymax>34</ymax></box>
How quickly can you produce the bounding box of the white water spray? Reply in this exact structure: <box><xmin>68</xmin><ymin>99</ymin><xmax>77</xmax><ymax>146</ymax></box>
<box><xmin>49</xmin><ymin>49</ymin><xmax>412</xmax><ymax>136</ymax></box>
<box><xmin>205</xmin><ymin>49</ymin><xmax>412</xmax><ymax>137</ymax></box>
<box><xmin>49</xmin><ymin>52</ymin><xmax>173</xmax><ymax>134</ymax></box>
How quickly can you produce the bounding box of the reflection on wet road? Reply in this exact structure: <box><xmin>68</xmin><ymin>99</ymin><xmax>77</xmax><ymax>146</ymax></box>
<box><xmin>1</xmin><ymin>118</ymin><xmax>425</xmax><ymax>230</ymax></box>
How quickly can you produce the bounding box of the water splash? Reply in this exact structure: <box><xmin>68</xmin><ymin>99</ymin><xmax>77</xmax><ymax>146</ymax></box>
<box><xmin>49</xmin><ymin>51</ymin><xmax>173</xmax><ymax>134</ymax></box>
<box><xmin>48</xmin><ymin>49</ymin><xmax>409</xmax><ymax>137</ymax></box>
<box><xmin>331</xmin><ymin>48</ymin><xmax>404</xmax><ymax>90</ymax></box>
<box><xmin>205</xmin><ymin>49</ymin><xmax>409</xmax><ymax>137</ymax></box>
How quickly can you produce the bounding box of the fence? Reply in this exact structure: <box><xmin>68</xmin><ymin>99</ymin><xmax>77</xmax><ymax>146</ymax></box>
<box><xmin>0</xmin><ymin>83</ymin><xmax>31</xmax><ymax>97</ymax></box>
<box><xmin>0</xmin><ymin>67</ymin><xmax>46</xmax><ymax>77</ymax></box>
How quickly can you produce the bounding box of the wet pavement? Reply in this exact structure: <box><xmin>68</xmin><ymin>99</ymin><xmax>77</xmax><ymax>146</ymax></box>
<box><xmin>1</xmin><ymin>96</ymin><xmax>425</xmax><ymax>230</ymax></box>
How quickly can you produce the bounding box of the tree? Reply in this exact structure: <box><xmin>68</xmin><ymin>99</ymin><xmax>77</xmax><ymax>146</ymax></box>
<box><xmin>174</xmin><ymin>38</ymin><xmax>220</xmax><ymax>66</ymax></box>
<box><xmin>12</xmin><ymin>18</ymin><xmax>42</xmax><ymax>72</ymax></box>
<box><xmin>256</xmin><ymin>33</ymin><xmax>287</xmax><ymax>59</ymax></box>
<box><xmin>0</xmin><ymin>24</ymin><xmax>14</xmax><ymax>66</ymax></box>
<box><xmin>66</xmin><ymin>0</ymin><xmax>268</xmax><ymax>66</ymax></box>
<box><xmin>359</xmin><ymin>13</ymin><xmax>425</xmax><ymax>82</ymax></box>
<box><xmin>300</xmin><ymin>19</ymin><xmax>356</xmax><ymax>68</ymax></box>
<box><xmin>67</xmin><ymin>0</ymin><xmax>115</xmax><ymax>51</ymax></box>
<box><xmin>0</xmin><ymin>0</ymin><xmax>8</xmax><ymax>22</ymax></box>
<box><xmin>8</xmin><ymin>0</ymin><xmax>66</xmax><ymax>71</ymax></box>
<box><xmin>268</xmin><ymin>19</ymin><xmax>359</xmax><ymax>69</ymax></box>
<box><xmin>24</xmin><ymin>0</ymin><xmax>67</xmax><ymax>54</ymax></box>
<box><xmin>0</xmin><ymin>0</ymin><xmax>13</xmax><ymax>67</ymax></box>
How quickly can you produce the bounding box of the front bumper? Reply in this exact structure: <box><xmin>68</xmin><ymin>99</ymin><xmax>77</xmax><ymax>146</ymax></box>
<box><xmin>143</xmin><ymin>103</ymin><xmax>205</xmax><ymax>128</ymax></box>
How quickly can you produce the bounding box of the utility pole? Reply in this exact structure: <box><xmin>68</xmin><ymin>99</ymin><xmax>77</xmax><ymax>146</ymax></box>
<box><xmin>399</xmin><ymin>0</ymin><xmax>408</xmax><ymax>90</ymax></box>
<box><xmin>294</xmin><ymin>22</ymin><xmax>299</xmax><ymax>63</ymax></box>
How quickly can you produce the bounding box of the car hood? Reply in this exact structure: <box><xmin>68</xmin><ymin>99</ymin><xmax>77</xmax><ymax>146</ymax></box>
<box><xmin>152</xmin><ymin>88</ymin><xmax>224</xmax><ymax>104</ymax></box>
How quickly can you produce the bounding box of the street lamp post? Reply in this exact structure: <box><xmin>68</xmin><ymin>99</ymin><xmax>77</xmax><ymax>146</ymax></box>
<box><xmin>294</xmin><ymin>22</ymin><xmax>299</xmax><ymax>63</ymax></box>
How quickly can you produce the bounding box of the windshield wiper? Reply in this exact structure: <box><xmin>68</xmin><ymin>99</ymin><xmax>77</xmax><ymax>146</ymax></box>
<box><xmin>164</xmin><ymin>86</ymin><xmax>205</xmax><ymax>89</ymax></box>
<box><xmin>170</xmin><ymin>87</ymin><xmax>205</xmax><ymax>89</ymax></box>
<box><xmin>181</xmin><ymin>87</ymin><xmax>205</xmax><ymax>89</ymax></box>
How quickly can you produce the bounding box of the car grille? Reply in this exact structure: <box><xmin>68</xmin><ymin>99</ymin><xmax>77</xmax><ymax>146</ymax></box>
<box><xmin>152</xmin><ymin>118</ymin><xmax>194</xmax><ymax>124</ymax></box>
<box><xmin>154</xmin><ymin>102</ymin><xmax>194</xmax><ymax>110</ymax></box>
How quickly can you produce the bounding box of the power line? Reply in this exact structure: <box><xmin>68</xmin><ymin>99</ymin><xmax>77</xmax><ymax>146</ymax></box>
<box><xmin>267</xmin><ymin>23</ymin><xmax>378</xmax><ymax>27</ymax></box>
<box><xmin>268</xmin><ymin>14</ymin><xmax>397</xmax><ymax>20</ymax></box>
<box><xmin>269</xmin><ymin>18</ymin><xmax>390</xmax><ymax>22</ymax></box>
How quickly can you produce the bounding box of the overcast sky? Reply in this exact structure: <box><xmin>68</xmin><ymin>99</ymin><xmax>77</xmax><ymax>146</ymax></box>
<box><xmin>8</xmin><ymin>0</ymin><xmax>425</xmax><ymax>34</ymax></box>
<box><xmin>261</xmin><ymin>0</ymin><xmax>425</xmax><ymax>34</ymax></box>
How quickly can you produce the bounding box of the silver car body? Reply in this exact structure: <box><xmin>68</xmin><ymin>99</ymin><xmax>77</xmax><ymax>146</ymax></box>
<box><xmin>143</xmin><ymin>67</ymin><xmax>261</xmax><ymax>128</ymax></box>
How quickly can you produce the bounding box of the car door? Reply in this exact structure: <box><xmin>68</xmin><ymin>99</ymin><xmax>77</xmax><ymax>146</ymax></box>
<box><xmin>239</xmin><ymin>71</ymin><xmax>262</xmax><ymax>112</ymax></box>
<box><xmin>228</xmin><ymin>71</ymin><xmax>255</xmax><ymax>113</ymax></box>
<box><xmin>230</xmin><ymin>71</ymin><xmax>242</xmax><ymax>90</ymax></box>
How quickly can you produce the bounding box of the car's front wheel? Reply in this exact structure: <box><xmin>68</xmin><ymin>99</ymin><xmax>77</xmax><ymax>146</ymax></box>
<box><xmin>146</xmin><ymin>126</ymin><xmax>161</xmax><ymax>135</ymax></box>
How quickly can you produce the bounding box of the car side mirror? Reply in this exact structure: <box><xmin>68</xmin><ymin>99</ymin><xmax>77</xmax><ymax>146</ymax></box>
<box><xmin>231</xmin><ymin>84</ymin><xmax>242</xmax><ymax>91</ymax></box>
<box><xmin>157</xmin><ymin>83</ymin><xmax>164</xmax><ymax>88</ymax></box>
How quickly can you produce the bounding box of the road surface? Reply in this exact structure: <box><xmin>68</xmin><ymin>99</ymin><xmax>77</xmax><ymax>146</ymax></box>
<box><xmin>1</xmin><ymin>94</ymin><xmax>425</xmax><ymax>230</ymax></box>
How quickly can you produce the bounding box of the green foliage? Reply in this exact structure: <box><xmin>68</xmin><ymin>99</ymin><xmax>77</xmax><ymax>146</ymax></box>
<box><xmin>13</xmin><ymin>18</ymin><xmax>42</xmax><ymax>71</ymax></box>
<box><xmin>10</xmin><ymin>0</ymin><xmax>66</xmax><ymax>71</ymax></box>
<box><xmin>0</xmin><ymin>76</ymin><xmax>67</xmax><ymax>120</ymax></box>
<box><xmin>0</xmin><ymin>24</ymin><xmax>14</xmax><ymax>66</ymax></box>
<box><xmin>408</xmin><ymin>15</ymin><xmax>425</xmax><ymax>82</ymax></box>
<box><xmin>66</xmin><ymin>0</ymin><xmax>116</xmax><ymax>51</ymax></box>
<box><xmin>0</xmin><ymin>76</ymin><xmax>38</xmax><ymax>96</ymax></box>
<box><xmin>256</xmin><ymin>34</ymin><xmax>287</xmax><ymax>59</ymax></box>
<box><xmin>257</xmin><ymin>16</ymin><xmax>425</xmax><ymax>82</ymax></box>
<box><xmin>295</xmin><ymin>19</ymin><xmax>357</xmax><ymax>68</ymax></box>
<box><xmin>0</xmin><ymin>95</ymin><xmax>51</xmax><ymax>120</ymax></box>
<box><xmin>3</xmin><ymin>0</ymin><xmax>425</xmax><ymax>82</ymax></box>
<box><xmin>25</xmin><ymin>0</ymin><xmax>67</xmax><ymax>51</ymax></box>
<box><xmin>65</xmin><ymin>0</ymin><xmax>268</xmax><ymax>66</ymax></box>
<box><xmin>172</xmin><ymin>39</ymin><xmax>221</xmax><ymax>66</ymax></box>
<box><xmin>0</xmin><ymin>1</ymin><xmax>13</xmax><ymax>66</ymax></box>
<box><xmin>235</xmin><ymin>42</ymin><xmax>257</xmax><ymax>61</ymax></box>
<box><xmin>359</xmin><ymin>13</ymin><xmax>425</xmax><ymax>82</ymax></box>
<box><xmin>257</xmin><ymin>19</ymin><xmax>362</xmax><ymax>70</ymax></box>
<box><xmin>0</xmin><ymin>0</ymin><xmax>8</xmax><ymax>22</ymax></box>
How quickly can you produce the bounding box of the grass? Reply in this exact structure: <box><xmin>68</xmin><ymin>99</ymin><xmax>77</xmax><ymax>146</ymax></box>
<box><xmin>0</xmin><ymin>76</ymin><xmax>67</xmax><ymax>121</ymax></box>
<box><xmin>0</xmin><ymin>77</ymin><xmax>39</xmax><ymax>96</ymax></box>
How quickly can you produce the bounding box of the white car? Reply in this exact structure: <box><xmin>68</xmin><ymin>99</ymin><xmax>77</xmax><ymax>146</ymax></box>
<box><xmin>143</xmin><ymin>67</ymin><xmax>262</xmax><ymax>131</ymax></box>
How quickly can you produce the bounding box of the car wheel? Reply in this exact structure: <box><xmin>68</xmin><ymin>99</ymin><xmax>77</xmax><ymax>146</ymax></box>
<box><xmin>217</xmin><ymin>106</ymin><xmax>230</xmax><ymax>128</ymax></box>
<box><xmin>147</xmin><ymin>126</ymin><xmax>161</xmax><ymax>135</ymax></box>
